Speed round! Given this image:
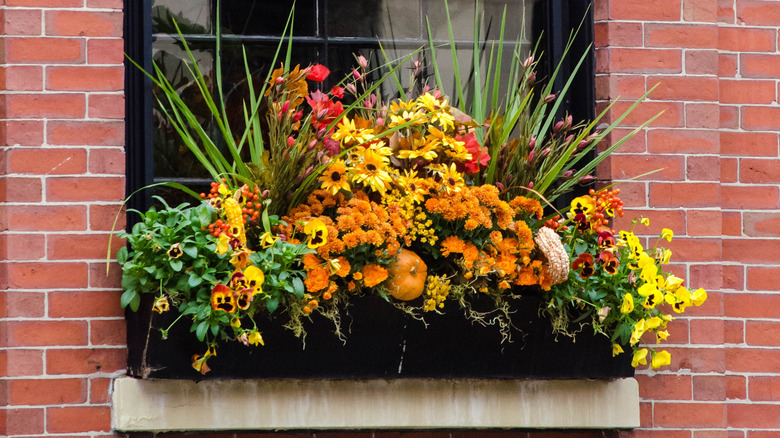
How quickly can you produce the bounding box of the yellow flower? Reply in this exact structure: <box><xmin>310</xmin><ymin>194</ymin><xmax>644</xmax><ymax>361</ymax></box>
<box><xmin>216</xmin><ymin>234</ymin><xmax>230</xmax><ymax>255</ymax></box>
<box><xmin>191</xmin><ymin>354</ymin><xmax>211</xmax><ymax>375</ymax></box>
<box><xmin>612</xmin><ymin>344</ymin><xmax>624</xmax><ymax>357</ymax></box>
<box><xmin>620</xmin><ymin>293</ymin><xmax>635</xmax><ymax>314</ymax></box>
<box><xmin>691</xmin><ymin>288</ymin><xmax>708</xmax><ymax>306</ymax></box>
<box><xmin>631</xmin><ymin>348</ymin><xmax>648</xmax><ymax>367</ymax></box>
<box><xmin>247</xmin><ymin>330</ymin><xmax>264</xmax><ymax>346</ymax></box>
<box><xmin>243</xmin><ymin>266</ymin><xmax>265</xmax><ymax>295</ymax></box>
<box><xmin>661</xmin><ymin>228</ymin><xmax>674</xmax><ymax>242</ymax></box>
<box><xmin>259</xmin><ymin>231</ymin><xmax>279</xmax><ymax>249</ymax></box>
<box><xmin>656</xmin><ymin>330</ymin><xmax>669</xmax><ymax>343</ymax></box>
<box><xmin>639</xmin><ymin>217</ymin><xmax>650</xmax><ymax>226</ymax></box>
<box><xmin>152</xmin><ymin>296</ymin><xmax>169</xmax><ymax>314</ymax></box>
<box><xmin>651</xmin><ymin>350</ymin><xmax>671</xmax><ymax>369</ymax></box>
<box><xmin>167</xmin><ymin>243</ymin><xmax>183</xmax><ymax>258</ymax></box>
<box><xmin>352</xmin><ymin>149</ymin><xmax>392</xmax><ymax>193</ymax></box>
<box><xmin>630</xmin><ymin>319</ymin><xmax>646</xmax><ymax>346</ymax></box>
<box><xmin>570</xmin><ymin>195</ymin><xmax>596</xmax><ymax>216</ymax></box>
<box><xmin>319</xmin><ymin>160</ymin><xmax>352</xmax><ymax>195</ymax></box>
<box><xmin>304</xmin><ymin>219</ymin><xmax>328</xmax><ymax>249</ymax></box>
<box><xmin>645</xmin><ymin>316</ymin><xmax>663</xmax><ymax>330</ymax></box>
<box><xmin>332</xmin><ymin>118</ymin><xmax>374</xmax><ymax>144</ymax></box>
<box><xmin>230</xmin><ymin>317</ymin><xmax>241</xmax><ymax>328</ymax></box>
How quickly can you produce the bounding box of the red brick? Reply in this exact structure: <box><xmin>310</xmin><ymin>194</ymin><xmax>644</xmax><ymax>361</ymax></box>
<box><xmin>46</xmin><ymin>348</ymin><xmax>126</xmax><ymax>375</ymax></box>
<box><xmin>6</xmin><ymin>94</ymin><xmax>85</xmax><ymax>118</ymax></box>
<box><xmin>654</xmin><ymin>402</ymin><xmax>725</xmax><ymax>428</ymax></box>
<box><xmin>6</xmin><ymin>0</ymin><xmax>81</xmax><ymax>5</ymax></box>
<box><xmin>719</xmin><ymin>53</ymin><xmax>737</xmax><ymax>77</ymax></box>
<box><xmin>49</xmin><ymin>290</ymin><xmax>123</xmax><ymax>318</ymax></box>
<box><xmin>646</xmin><ymin>24</ymin><xmax>717</xmax><ymax>48</ymax></box>
<box><xmin>0</xmin><ymin>177</ymin><xmax>42</xmax><ymax>202</ymax></box>
<box><xmin>87</xmin><ymin>38</ymin><xmax>125</xmax><ymax>64</ymax></box>
<box><xmin>650</xmin><ymin>182</ymin><xmax>719</xmax><ymax>207</ymax></box>
<box><xmin>691</xmin><ymin>319</ymin><xmax>724</xmax><ymax>344</ymax></box>
<box><xmin>45</xmin><ymin>10</ymin><xmax>122</xmax><ymax>37</ymax></box>
<box><xmin>89</xmin><ymin>94</ymin><xmax>125</xmax><ymax>119</ymax></box>
<box><xmin>689</xmin><ymin>264</ymin><xmax>723</xmax><ymax>290</ymax></box>
<box><xmin>649</xmin><ymin>76</ymin><xmax>719</xmax><ymax>102</ymax></box>
<box><xmin>89</xmin><ymin>147</ymin><xmax>125</xmax><ymax>174</ymax></box>
<box><xmin>6</xmin><ymin>205</ymin><xmax>87</xmax><ymax>231</ymax></box>
<box><xmin>89</xmin><ymin>261</ymin><xmax>122</xmax><ymax>288</ymax></box>
<box><xmin>608</xmin><ymin>101</ymin><xmax>684</xmax><ymax>128</ymax></box>
<box><xmin>609</xmin><ymin>154</ymin><xmax>684</xmax><ymax>181</ymax></box>
<box><xmin>594</xmin><ymin>22</ymin><xmax>643</xmax><ymax>47</ymax></box>
<box><xmin>724</xmin><ymin>320</ymin><xmax>743</xmax><ymax>344</ymax></box>
<box><xmin>5</xmin><ymin>37</ymin><xmax>83</xmax><ymax>63</ymax></box>
<box><xmin>693</xmin><ymin>375</ymin><xmax>726</xmax><ymax>401</ymax></box>
<box><xmin>635</xmin><ymin>374</ymin><xmax>692</xmax><ymax>400</ymax></box>
<box><xmin>665</xmin><ymin>237</ymin><xmax>721</xmax><ymax>262</ymax></box>
<box><xmin>742</xmin><ymin>106</ymin><xmax>780</xmax><ymax>131</ymax></box>
<box><xmin>7</xmin><ymin>262</ymin><xmax>88</xmax><ymax>289</ymax></box>
<box><xmin>47</xmin><ymin>406</ymin><xmax>111</xmax><ymax>433</ymax></box>
<box><xmin>0</xmin><ymin>233</ymin><xmax>46</xmax><ymax>260</ymax></box>
<box><xmin>5</xmin><ymin>291</ymin><xmax>45</xmax><ymax>318</ymax></box>
<box><xmin>740</xmin><ymin>158</ymin><xmax>780</xmax><ymax>183</ymax></box>
<box><xmin>744</xmin><ymin>212</ymin><xmax>780</xmax><ymax>237</ymax></box>
<box><xmin>723</xmin><ymin>238</ymin><xmax>780</xmax><ymax>263</ymax></box>
<box><xmin>2</xmin><ymin>120</ymin><xmax>45</xmax><ymax>146</ymax></box>
<box><xmin>609</xmin><ymin>0</ymin><xmax>682</xmax><ymax>20</ymax></box>
<box><xmin>718</xmin><ymin>0</ymin><xmax>735</xmax><ymax>23</ymax></box>
<box><xmin>727</xmin><ymin>347</ymin><xmax>780</xmax><ymax>373</ymax></box>
<box><xmin>736</xmin><ymin>0</ymin><xmax>780</xmax><ymax>26</ymax></box>
<box><xmin>88</xmin><ymin>0</ymin><xmax>124</xmax><ymax>8</ymax></box>
<box><xmin>725</xmin><ymin>292</ymin><xmax>780</xmax><ymax>318</ymax></box>
<box><xmin>601</xmin><ymin>127</ymin><xmax>647</xmax><ymax>153</ymax></box>
<box><xmin>48</xmin><ymin>233</ymin><xmax>123</xmax><ymax>261</ymax></box>
<box><xmin>47</xmin><ymin>176</ymin><xmax>124</xmax><ymax>202</ymax></box>
<box><xmin>48</xmin><ymin>121</ymin><xmax>124</xmax><ymax>146</ymax></box>
<box><xmin>741</xmin><ymin>54</ymin><xmax>780</xmax><ymax>78</ymax></box>
<box><xmin>720</xmin><ymin>158</ymin><xmax>738</xmax><ymax>183</ymax></box>
<box><xmin>685</xmin><ymin>50</ymin><xmax>718</xmax><ymax>75</ymax></box>
<box><xmin>89</xmin><ymin>204</ymin><xmax>126</xmax><ymax>231</ymax></box>
<box><xmin>1</xmin><ymin>8</ymin><xmax>42</xmax><ymax>35</ymax></box>
<box><xmin>747</xmin><ymin>267</ymin><xmax>780</xmax><ymax>291</ymax></box>
<box><xmin>47</xmin><ymin>66</ymin><xmax>123</xmax><ymax>91</ymax></box>
<box><xmin>6</xmin><ymin>349</ymin><xmax>44</xmax><ymax>377</ymax></box>
<box><xmin>720</xmin><ymin>105</ymin><xmax>739</xmax><ymax>129</ymax></box>
<box><xmin>7</xmin><ymin>320</ymin><xmax>88</xmax><ymax>347</ymax></box>
<box><xmin>722</xmin><ymin>185</ymin><xmax>780</xmax><ymax>209</ymax></box>
<box><xmin>720</xmin><ymin>80</ymin><xmax>776</xmax><ymax>104</ymax></box>
<box><xmin>90</xmin><ymin>319</ymin><xmax>126</xmax><ymax>346</ymax></box>
<box><xmin>601</xmin><ymin>48</ymin><xmax>683</xmax><ymax>74</ymax></box>
<box><xmin>595</xmin><ymin>76</ymin><xmax>647</xmax><ymax>101</ymax></box>
<box><xmin>10</xmin><ymin>378</ymin><xmax>86</xmax><ymax>405</ymax></box>
<box><xmin>721</xmin><ymin>132</ymin><xmax>778</xmax><ymax>156</ymax></box>
<box><xmin>6</xmin><ymin>407</ymin><xmax>44</xmax><ymax>435</ymax></box>
<box><xmin>7</xmin><ymin>148</ymin><xmax>87</xmax><ymax>175</ymax></box>
<box><xmin>647</xmin><ymin>129</ymin><xmax>719</xmax><ymax>154</ymax></box>
<box><xmin>684</xmin><ymin>0</ymin><xmax>719</xmax><ymax>21</ymax></box>
<box><xmin>687</xmin><ymin>103</ymin><xmax>719</xmax><ymax>129</ymax></box>
<box><xmin>687</xmin><ymin>210</ymin><xmax>721</xmax><ymax>236</ymax></box>
<box><xmin>745</xmin><ymin>320</ymin><xmax>780</xmax><ymax>346</ymax></box>
<box><xmin>748</xmin><ymin>376</ymin><xmax>780</xmax><ymax>401</ymax></box>
<box><xmin>719</xmin><ymin>27</ymin><xmax>776</xmax><ymax>52</ymax></box>
<box><xmin>3</xmin><ymin>66</ymin><xmax>44</xmax><ymax>91</ymax></box>
<box><xmin>687</xmin><ymin>156</ymin><xmax>720</xmax><ymax>181</ymax></box>
<box><xmin>728</xmin><ymin>404</ymin><xmax>780</xmax><ymax>428</ymax></box>
<box><xmin>89</xmin><ymin>378</ymin><xmax>112</xmax><ymax>403</ymax></box>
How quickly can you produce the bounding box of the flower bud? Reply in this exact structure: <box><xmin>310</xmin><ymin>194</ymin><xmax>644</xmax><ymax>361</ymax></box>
<box><xmin>528</xmin><ymin>150</ymin><xmax>535</xmax><ymax>162</ymax></box>
<box><xmin>275</xmin><ymin>76</ymin><xmax>285</xmax><ymax>84</ymax></box>
<box><xmin>433</xmin><ymin>89</ymin><xmax>442</xmax><ymax>99</ymax></box>
<box><xmin>357</xmin><ymin>55</ymin><xmax>368</xmax><ymax>68</ymax></box>
<box><xmin>309</xmin><ymin>139</ymin><xmax>318</xmax><ymax>150</ymax></box>
<box><xmin>352</xmin><ymin>68</ymin><xmax>362</xmax><ymax>80</ymax></box>
<box><xmin>281</xmin><ymin>100</ymin><xmax>290</xmax><ymax>114</ymax></box>
<box><xmin>566</xmin><ymin>115</ymin><xmax>573</xmax><ymax>129</ymax></box>
<box><xmin>529</xmin><ymin>137</ymin><xmax>536</xmax><ymax>149</ymax></box>
<box><xmin>563</xmin><ymin>170</ymin><xmax>573</xmax><ymax>178</ymax></box>
<box><xmin>287</xmin><ymin>136</ymin><xmax>295</xmax><ymax>147</ymax></box>
<box><xmin>293</xmin><ymin>110</ymin><xmax>303</xmax><ymax>122</ymax></box>
<box><xmin>544</xmin><ymin>94</ymin><xmax>556</xmax><ymax>103</ymax></box>
<box><xmin>554</xmin><ymin>120</ymin><xmax>565</xmax><ymax>132</ymax></box>
<box><xmin>523</xmin><ymin>56</ymin><xmax>535</xmax><ymax>69</ymax></box>
<box><xmin>528</xmin><ymin>181</ymin><xmax>534</xmax><ymax>189</ymax></box>
<box><xmin>527</xmin><ymin>72</ymin><xmax>536</xmax><ymax>84</ymax></box>
<box><xmin>346</xmin><ymin>83</ymin><xmax>357</xmax><ymax>94</ymax></box>
<box><xmin>578</xmin><ymin>140</ymin><xmax>589</xmax><ymax>150</ymax></box>
<box><xmin>496</xmin><ymin>182</ymin><xmax>505</xmax><ymax>191</ymax></box>
<box><xmin>580</xmin><ymin>175</ymin><xmax>595</xmax><ymax>184</ymax></box>
<box><xmin>542</xmin><ymin>147</ymin><xmax>551</xmax><ymax>157</ymax></box>
<box><xmin>565</xmin><ymin>134</ymin><xmax>574</xmax><ymax>144</ymax></box>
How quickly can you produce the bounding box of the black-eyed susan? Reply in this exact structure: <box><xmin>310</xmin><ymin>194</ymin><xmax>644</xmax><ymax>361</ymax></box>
<box><xmin>319</xmin><ymin>160</ymin><xmax>351</xmax><ymax>195</ymax></box>
<box><xmin>352</xmin><ymin>149</ymin><xmax>392</xmax><ymax>193</ymax></box>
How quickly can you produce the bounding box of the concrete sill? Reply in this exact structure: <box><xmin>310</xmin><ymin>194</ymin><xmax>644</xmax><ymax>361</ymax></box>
<box><xmin>112</xmin><ymin>377</ymin><xmax>640</xmax><ymax>431</ymax></box>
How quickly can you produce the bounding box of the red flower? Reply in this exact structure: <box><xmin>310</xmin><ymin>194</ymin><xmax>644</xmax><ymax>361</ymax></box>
<box><xmin>306</xmin><ymin>90</ymin><xmax>344</xmax><ymax>131</ymax></box>
<box><xmin>571</xmin><ymin>253</ymin><xmax>595</xmax><ymax>279</ymax></box>
<box><xmin>307</xmin><ymin>64</ymin><xmax>330</xmax><ymax>82</ymax></box>
<box><xmin>456</xmin><ymin>132</ymin><xmax>490</xmax><ymax>174</ymax></box>
<box><xmin>331</xmin><ymin>86</ymin><xmax>344</xmax><ymax>99</ymax></box>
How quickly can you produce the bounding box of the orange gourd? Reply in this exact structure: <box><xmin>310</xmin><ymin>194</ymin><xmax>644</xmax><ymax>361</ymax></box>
<box><xmin>384</xmin><ymin>249</ymin><xmax>427</xmax><ymax>301</ymax></box>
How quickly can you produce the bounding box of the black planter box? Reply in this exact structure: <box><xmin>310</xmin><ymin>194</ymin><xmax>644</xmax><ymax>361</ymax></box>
<box><xmin>126</xmin><ymin>294</ymin><xmax>634</xmax><ymax>379</ymax></box>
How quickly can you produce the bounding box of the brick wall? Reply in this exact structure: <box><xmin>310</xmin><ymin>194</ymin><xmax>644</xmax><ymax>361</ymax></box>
<box><xmin>1</xmin><ymin>0</ymin><xmax>779</xmax><ymax>437</ymax></box>
<box><xmin>0</xmin><ymin>0</ymin><xmax>126</xmax><ymax>436</ymax></box>
<box><xmin>595</xmin><ymin>0</ymin><xmax>780</xmax><ymax>436</ymax></box>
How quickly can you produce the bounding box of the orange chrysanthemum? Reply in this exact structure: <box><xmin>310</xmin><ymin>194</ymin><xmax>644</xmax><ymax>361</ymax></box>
<box><xmin>362</xmin><ymin>264</ymin><xmax>389</xmax><ymax>287</ymax></box>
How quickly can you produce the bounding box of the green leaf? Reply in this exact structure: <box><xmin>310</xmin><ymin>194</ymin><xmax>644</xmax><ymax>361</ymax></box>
<box><xmin>211</xmin><ymin>324</ymin><xmax>220</xmax><ymax>337</ymax></box>
<box><xmin>266</xmin><ymin>297</ymin><xmax>279</xmax><ymax>313</ymax></box>
<box><xmin>116</xmin><ymin>246</ymin><xmax>128</xmax><ymax>265</ymax></box>
<box><xmin>574</xmin><ymin>240</ymin><xmax>588</xmax><ymax>255</ymax></box>
<box><xmin>120</xmin><ymin>289</ymin><xmax>139</xmax><ymax>310</ymax></box>
<box><xmin>292</xmin><ymin>277</ymin><xmax>304</xmax><ymax>297</ymax></box>
<box><xmin>195</xmin><ymin>321</ymin><xmax>209</xmax><ymax>342</ymax></box>
<box><xmin>183</xmin><ymin>245</ymin><xmax>198</xmax><ymax>258</ymax></box>
<box><xmin>188</xmin><ymin>274</ymin><xmax>203</xmax><ymax>288</ymax></box>
<box><xmin>169</xmin><ymin>259</ymin><xmax>183</xmax><ymax>272</ymax></box>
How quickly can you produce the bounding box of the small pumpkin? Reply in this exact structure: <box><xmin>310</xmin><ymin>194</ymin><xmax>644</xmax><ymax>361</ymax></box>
<box><xmin>384</xmin><ymin>249</ymin><xmax>427</xmax><ymax>301</ymax></box>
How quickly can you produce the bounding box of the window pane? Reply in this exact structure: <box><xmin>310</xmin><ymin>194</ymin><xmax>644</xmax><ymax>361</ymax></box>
<box><xmin>152</xmin><ymin>0</ymin><xmax>212</xmax><ymax>34</ymax></box>
<box><xmin>327</xmin><ymin>0</ymin><xmax>422</xmax><ymax>39</ymax></box>
<box><xmin>221</xmin><ymin>0</ymin><xmax>318</xmax><ymax>36</ymax></box>
<box><xmin>424</xmin><ymin>0</ymin><xmax>532</xmax><ymax>41</ymax></box>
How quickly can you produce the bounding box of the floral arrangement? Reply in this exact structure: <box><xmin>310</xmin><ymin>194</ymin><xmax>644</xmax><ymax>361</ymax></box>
<box><xmin>117</xmin><ymin>8</ymin><xmax>707</xmax><ymax>374</ymax></box>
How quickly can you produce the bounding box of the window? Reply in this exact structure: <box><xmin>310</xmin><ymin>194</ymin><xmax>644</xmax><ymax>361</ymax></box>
<box><xmin>124</xmin><ymin>0</ymin><xmax>594</xmax><ymax>211</ymax></box>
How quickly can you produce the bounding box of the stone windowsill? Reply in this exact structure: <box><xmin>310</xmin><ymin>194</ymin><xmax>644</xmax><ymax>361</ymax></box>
<box><xmin>111</xmin><ymin>376</ymin><xmax>640</xmax><ymax>431</ymax></box>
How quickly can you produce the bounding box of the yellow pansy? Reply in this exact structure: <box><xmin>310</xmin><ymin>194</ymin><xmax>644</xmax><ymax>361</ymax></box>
<box><xmin>651</xmin><ymin>350</ymin><xmax>672</xmax><ymax>369</ymax></box>
<box><xmin>630</xmin><ymin>319</ymin><xmax>647</xmax><ymax>346</ymax></box>
<box><xmin>691</xmin><ymin>288</ymin><xmax>708</xmax><ymax>306</ymax></box>
<box><xmin>620</xmin><ymin>293</ymin><xmax>635</xmax><ymax>314</ymax></box>
<box><xmin>216</xmin><ymin>234</ymin><xmax>230</xmax><ymax>255</ymax></box>
<box><xmin>612</xmin><ymin>344</ymin><xmax>624</xmax><ymax>357</ymax></box>
<box><xmin>661</xmin><ymin>228</ymin><xmax>674</xmax><ymax>242</ymax></box>
<box><xmin>632</xmin><ymin>348</ymin><xmax>648</xmax><ymax>367</ymax></box>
